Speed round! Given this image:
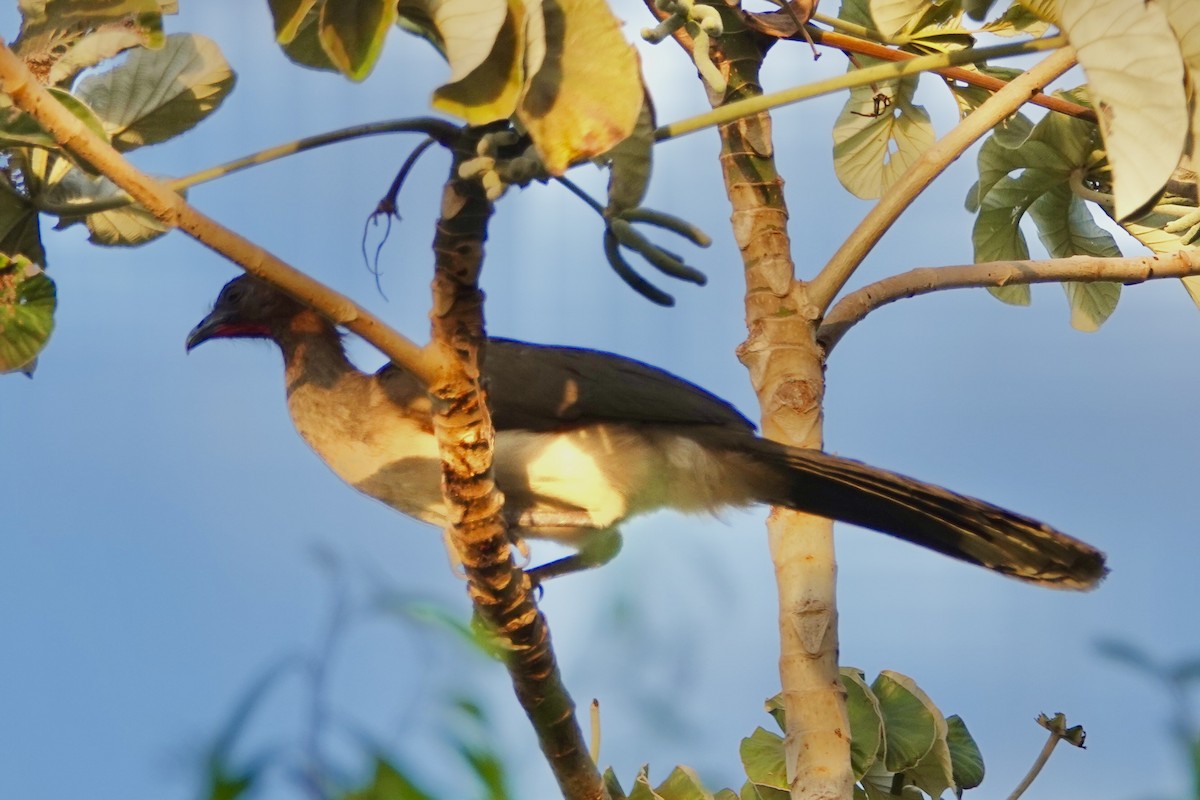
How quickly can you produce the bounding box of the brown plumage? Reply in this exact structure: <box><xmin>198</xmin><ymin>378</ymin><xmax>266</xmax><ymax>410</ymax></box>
<box><xmin>187</xmin><ymin>275</ymin><xmax>1107</xmax><ymax>589</ymax></box>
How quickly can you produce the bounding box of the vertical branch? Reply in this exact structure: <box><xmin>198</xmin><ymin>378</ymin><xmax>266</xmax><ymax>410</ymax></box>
<box><xmin>425</xmin><ymin>140</ymin><xmax>605</xmax><ymax>800</ymax></box>
<box><xmin>649</xmin><ymin>7</ymin><xmax>852</xmax><ymax>798</ymax></box>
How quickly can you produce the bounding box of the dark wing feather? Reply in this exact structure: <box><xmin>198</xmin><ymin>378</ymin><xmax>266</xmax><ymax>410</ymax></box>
<box><xmin>480</xmin><ymin>338</ymin><xmax>755</xmax><ymax>432</ymax></box>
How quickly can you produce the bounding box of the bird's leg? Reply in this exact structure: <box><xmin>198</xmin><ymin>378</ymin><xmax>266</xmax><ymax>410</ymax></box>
<box><xmin>524</xmin><ymin>528</ymin><xmax>624</xmax><ymax>584</ymax></box>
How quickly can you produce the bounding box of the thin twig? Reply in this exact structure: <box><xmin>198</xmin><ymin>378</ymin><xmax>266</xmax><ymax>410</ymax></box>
<box><xmin>818</xmin><ymin>249</ymin><xmax>1200</xmax><ymax>351</ymax></box>
<box><xmin>806</xmin><ymin>47</ymin><xmax>1077</xmax><ymax>314</ymax></box>
<box><xmin>40</xmin><ymin>118</ymin><xmax>458</xmax><ymax>217</ymax></box>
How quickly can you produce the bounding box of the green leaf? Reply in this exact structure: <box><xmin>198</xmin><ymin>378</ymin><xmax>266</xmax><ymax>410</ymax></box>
<box><xmin>0</xmin><ymin>255</ymin><xmax>55</xmax><ymax>375</ymax></box>
<box><xmin>516</xmin><ymin>0</ymin><xmax>644</xmax><ymax>175</ymax></box>
<box><xmin>871</xmin><ymin>670</ymin><xmax>941</xmax><ymax>774</ymax></box>
<box><xmin>1062</xmin><ymin>280</ymin><xmax>1121</xmax><ymax>333</ymax></box>
<box><xmin>343</xmin><ymin>757</ymin><xmax>436</xmax><ymax>800</ymax></box>
<box><xmin>946</xmin><ymin>715</ymin><xmax>985</xmax><ymax>791</ymax></box>
<box><xmin>1028</xmin><ymin>183</ymin><xmax>1122</xmax><ymax>330</ymax></box>
<box><xmin>75</xmin><ymin>33</ymin><xmax>234</xmax><ymax>151</ymax></box>
<box><xmin>318</xmin><ymin>0</ymin><xmax>398</xmax><ymax>81</ymax></box>
<box><xmin>628</xmin><ymin>765</ymin><xmax>660</xmax><ymax>800</ymax></box>
<box><xmin>0</xmin><ymin>88</ymin><xmax>110</xmax><ymax>152</ymax></box>
<box><xmin>1060</xmin><ymin>0</ymin><xmax>1188</xmax><ymax>219</ymax></box>
<box><xmin>740</xmin><ymin>727</ymin><xmax>788</xmax><ymax>792</ymax></box>
<box><xmin>763</xmin><ymin>693</ymin><xmax>787</xmax><ymax>734</ymax></box>
<box><xmin>432</xmin><ymin>0</ymin><xmax>525</xmax><ymax>125</ymax></box>
<box><xmin>278</xmin><ymin>7</ymin><xmax>340</xmax><ymax>73</ymax></box>
<box><xmin>833</xmin><ymin>64</ymin><xmax>936</xmax><ymax>200</ymax></box>
<box><xmin>0</xmin><ymin>184</ymin><xmax>46</xmax><ymax>266</ymax></box>
<box><xmin>945</xmin><ymin>65</ymin><xmax>1032</xmax><ymax>148</ymax></box>
<box><xmin>268</xmin><ymin>0</ymin><xmax>317</xmax><ymax>43</ymax></box>
<box><xmin>604</xmin><ymin>767</ymin><xmax>629</xmax><ymax>800</ymax></box>
<box><xmin>655</xmin><ymin>765</ymin><xmax>715</xmax><ymax>800</ymax></box>
<box><xmin>841</xmin><ymin>668</ymin><xmax>884</xmax><ymax>781</ymax></box>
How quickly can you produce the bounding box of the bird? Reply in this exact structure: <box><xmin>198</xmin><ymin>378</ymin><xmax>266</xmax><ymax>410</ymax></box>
<box><xmin>186</xmin><ymin>274</ymin><xmax>1107</xmax><ymax>589</ymax></box>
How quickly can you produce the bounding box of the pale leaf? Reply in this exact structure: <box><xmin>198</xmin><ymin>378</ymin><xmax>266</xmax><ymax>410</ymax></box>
<box><xmin>1060</xmin><ymin>0</ymin><xmax>1187</xmax><ymax>219</ymax></box>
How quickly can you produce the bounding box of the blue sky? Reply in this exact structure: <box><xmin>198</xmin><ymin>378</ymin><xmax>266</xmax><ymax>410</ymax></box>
<box><xmin>3</xmin><ymin>2</ymin><xmax>1198</xmax><ymax>799</ymax></box>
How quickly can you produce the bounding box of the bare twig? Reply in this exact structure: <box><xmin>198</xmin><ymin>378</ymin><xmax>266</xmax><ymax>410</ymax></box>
<box><xmin>806</xmin><ymin>46</ymin><xmax>1078</xmax><ymax>313</ymax></box>
<box><xmin>818</xmin><ymin>250</ymin><xmax>1200</xmax><ymax>350</ymax></box>
<box><xmin>1007</xmin><ymin>713</ymin><xmax>1086</xmax><ymax>800</ymax></box>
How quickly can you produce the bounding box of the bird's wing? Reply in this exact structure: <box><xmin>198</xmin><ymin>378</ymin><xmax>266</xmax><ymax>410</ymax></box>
<box><xmin>479</xmin><ymin>338</ymin><xmax>755</xmax><ymax>432</ymax></box>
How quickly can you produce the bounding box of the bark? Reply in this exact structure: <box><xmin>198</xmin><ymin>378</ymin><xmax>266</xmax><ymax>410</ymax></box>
<box><xmin>702</xmin><ymin>11</ymin><xmax>853</xmax><ymax>799</ymax></box>
<box><xmin>423</xmin><ymin>139</ymin><xmax>606</xmax><ymax>800</ymax></box>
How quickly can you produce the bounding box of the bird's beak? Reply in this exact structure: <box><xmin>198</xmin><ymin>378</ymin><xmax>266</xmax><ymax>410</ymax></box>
<box><xmin>185</xmin><ymin>310</ymin><xmax>267</xmax><ymax>352</ymax></box>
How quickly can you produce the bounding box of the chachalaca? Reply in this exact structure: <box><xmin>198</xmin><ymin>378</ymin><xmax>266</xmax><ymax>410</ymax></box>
<box><xmin>187</xmin><ymin>275</ymin><xmax>1107</xmax><ymax>589</ymax></box>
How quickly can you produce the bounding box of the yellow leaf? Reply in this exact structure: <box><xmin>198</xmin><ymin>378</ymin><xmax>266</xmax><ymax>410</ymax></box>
<box><xmin>432</xmin><ymin>0</ymin><xmax>525</xmax><ymax>124</ymax></box>
<box><xmin>517</xmin><ymin>0</ymin><xmax>643</xmax><ymax>175</ymax></box>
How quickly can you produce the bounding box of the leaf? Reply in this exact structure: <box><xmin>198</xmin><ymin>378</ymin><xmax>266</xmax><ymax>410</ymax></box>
<box><xmin>945</xmin><ymin>715</ymin><xmax>985</xmax><ymax>791</ymax></box>
<box><xmin>841</xmin><ymin>668</ymin><xmax>884</xmax><ymax>781</ymax></box>
<box><xmin>268</xmin><ymin>0</ymin><xmax>317</xmax><ymax>43</ymax></box>
<box><xmin>1028</xmin><ymin>184</ymin><xmax>1122</xmax><ymax>330</ymax></box>
<box><xmin>655</xmin><ymin>765</ymin><xmax>716</xmax><ymax>800</ymax></box>
<box><xmin>739</xmin><ymin>727</ymin><xmax>788</xmax><ymax>792</ymax></box>
<box><xmin>516</xmin><ymin>0</ymin><xmax>644</xmax><ymax>175</ymax></box>
<box><xmin>833</xmin><ymin>64</ymin><xmax>936</xmax><ymax>199</ymax></box>
<box><xmin>869</xmin><ymin>0</ymin><xmax>924</xmax><ymax>37</ymax></box>
<box><xmin>15</xmin><ymin>0</ymin><xmax>168</xmax><ymax>60</ymax></box>
<box><xmin>0</xmin><ymin>88</ymin><xmax>110</xmax><ymax>151</ymax></box>
<box><xmin>0</xmin><ymin>186</ymin><xmax>46</xmax><ymax>266</ymax></box>
<box><xmin>1060</xmin><ymin>0</ymin><xmax>1188</xmax><ymax>219</ymax></box>
<box><xmin>278</xmin><ymin>7</ymin><xmax>340</xmax><ymax>72</ymax></box>
<box><xmin>628</xmin><ymin>765</ymin><xmax>659</xmax><ymax>800</ymax></box>
<box><xmin>871</xmin><ymin>670</ymin><xmax>941</xmax><ymax>774</ymax></box>
<box><xmin>945</xmin><ymin>65</ymin><xmax>1032</xmax><ymax>149</ymax></box>
<box><xmin>1162</xmin><ymin>0</ymin><xmax>1200</xmax><ymax>182</ymax></box>
<box><xmin>318</xmin><ymin>0</ymin><xmax>398</xmax><ymax>81</ymax></box>
<box><xmin>45</xmin><ymin>170</ymin><xmax>169</xmax><ymax>246</ymax></box>
<box><xmin>981</xmin><ymin>2</ymin><xmax>1050</xmax><ymax>37</ymax></box>
<box><xmin>1016</xmin><ymin>0</ymin><xmax>1057</xmax><ymax>24</ymax></box>
<box><xmin>75</xmin><ymin>33</ymin><xmax>235</xmax><ymax>151</ymax></box>
<box><xmin>432</xmin><ymin>0</ymin><xmax>525</xmax><ymax>124</ymax></box>
<box><xmin>0</xmin><ymin>255</ymin><xmax>55</xmax><ymax>374</ymax></box>
<box><xmin>46</xmin><ymin>24</ymin><xmax>163</xmax><ymax>87</ymax></box>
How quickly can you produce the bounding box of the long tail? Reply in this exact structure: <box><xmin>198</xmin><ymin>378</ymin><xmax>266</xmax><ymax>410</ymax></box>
<box><xmin>741</xmin><ymin>439</ymin><xmax>1107</xmax><ymax>589</ymax></box>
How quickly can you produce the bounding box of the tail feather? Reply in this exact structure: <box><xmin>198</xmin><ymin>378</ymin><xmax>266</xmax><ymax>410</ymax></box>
<box><xmin>744</xmin><ymin>439</ymin><xmax>1106</xmax><ymax>589</ymax></box>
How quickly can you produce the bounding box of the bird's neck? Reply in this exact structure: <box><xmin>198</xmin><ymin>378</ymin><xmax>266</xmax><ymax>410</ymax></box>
<box><xmin>277</xmin><ymin>309</ymin><xmax>356</xmax><ymax>391</ymax></box>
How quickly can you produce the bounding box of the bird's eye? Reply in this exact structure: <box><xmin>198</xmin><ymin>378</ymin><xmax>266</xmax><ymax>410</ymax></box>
<box><xmin>224</xmin><ymin>286</ymin><xmax>243</xmax><ymax>304</ymax></box>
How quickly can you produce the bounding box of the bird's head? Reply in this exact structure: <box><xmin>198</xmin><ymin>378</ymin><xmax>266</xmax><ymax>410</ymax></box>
<box><xmin>186</xmin><ymin>275</ymin><xmax>306</xmax><ymax>351</ymax></box>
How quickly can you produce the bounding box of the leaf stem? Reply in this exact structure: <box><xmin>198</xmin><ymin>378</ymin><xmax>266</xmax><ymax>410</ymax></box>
<box><xmin>39</xmin><ymin>117</ymin><xmax>458</xmax><ymax>217</ymax></box>
<box><xmin>1006</xmin><ymin>728</ymin><xmax>1061</xmax><ymax>800</ymax></box>
<box><xmin>654</xmin><ymin>35</ymin><xmax>1067</xmax><ymax>141</ymax></box>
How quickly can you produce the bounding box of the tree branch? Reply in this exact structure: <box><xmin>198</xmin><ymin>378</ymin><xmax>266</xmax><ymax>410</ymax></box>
<box><xmin>741</xmin><ymin>13</ymin><xmax>1095</xmax><ymax>124</ymax></box>
<box><xmin>818</xmin><ymin>250</ymin><xmax>1200</xmax><ymax>350</ymax></box>
<box><xmin>426</xmin><ymin>143</ymin><xmax>605</xmax><ymax>800</ymax></box>
<box><xmin>0</xmin><ymin>38</ymin><xmax>439</xmax><ymax>385</ymax></box>
<box><xmin>806</xmin><ymin>46</ymin><xmax>1078</xmax><ymax>313</ymax></box>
